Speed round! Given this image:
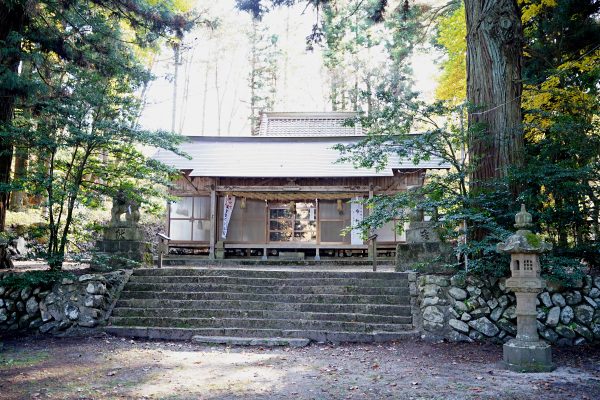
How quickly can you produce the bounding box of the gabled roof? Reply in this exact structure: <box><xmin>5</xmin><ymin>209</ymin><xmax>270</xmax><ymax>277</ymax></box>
<box><xmin>152</xmin><ymin>135</ymin><xmax>450</xmax><ymax>178</ymax></box>
<box><xmin>253</xmin><ymin>111</ymin><xmax>367</xmax><ymax>136</ymax></box>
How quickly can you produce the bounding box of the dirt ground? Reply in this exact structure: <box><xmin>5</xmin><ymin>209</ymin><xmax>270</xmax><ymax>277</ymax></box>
<box><xmin>0</xmin><ymin>332</ymin><xmax>598</xmax><ymax>400</ymax></box>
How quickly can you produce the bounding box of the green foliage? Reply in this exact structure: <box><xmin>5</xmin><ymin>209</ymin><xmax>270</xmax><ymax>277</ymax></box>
<box><xmin>432</xmin><ymin>2</ymin><xmax>466</xmax><ymax>103</ymax></box>
<box><xmin>247</xmin><ymin>19</ymin><xmax>281</xmax><ymax>131</ymax></box>
<box><xmin>336</xmin><ymin>96</ymin><xmax>519</xmax><ymax>277</ymax></box>
<box><xmin>514</xmin><ymin>0</ymin><xmax>600</xmax><ymax>270</ymax></box>
<box><xmin>331</xmin><ymin>1</ymin><xmax>600</xmax><ymax>281</ymax></box>
<box><xmin>0</xmin><ymin>270</ymin><xmax>75</xmax><ymax>291</ymax></box>
<box><xmin>541</xmin><ymin>253</ymin><xmax>586</xmax><ymax>287</ymax></box>
<box><xmin>0</xmin><ymin>0</ymin><xmax>195</xmax><ymax>269</ymax></box>
<box><xmin>313</xmin><ymin>0</ymin><xmax>428</xmax><ymax>112</ymax></box>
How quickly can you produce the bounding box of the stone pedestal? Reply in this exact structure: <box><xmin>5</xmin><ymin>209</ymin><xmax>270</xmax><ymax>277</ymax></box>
<box><xmin>502</xmin><ymin>340</ymin><xmax>555</xmax><ymax>372</ymax></box>
<box><xmin>396</xmin><ymin>205</ymin><xmax>454</xmax><ymax>273</ymax></box>
<box><xmin>497</xmin><ymin>205</ymin><xmax>556</xmax><ymax>372</ymax></box>
<box><xmin>91</xmin><ymin>193</ymin><xmax>152</xmax><ymax>271</ymax></box>
<box><xmin>215</xmin><ymin>241</ymin><xmax>225</xmax><ymax>260</ymax></box>
<box><xmin>405</xmin><ymin>221</ymin><xmax>441</xmax><ymax>244</ymax></box>
<box><xmin>395</xmin><ymin>242</ymin><xmax>457</xmax><ymax>273</ymax></box>
<box><xmin>103</xmin><ymin>227</ymin><xmax>145</xmax><ymax>242</ymax></box>
<box><xmin>93</xmin><ymin>233</ymin><xmax>152</xmax><ymax>271</ymax></box>
<box><xmin>501</xmin><ymin>288</ymin><xmax>556</xmax><ymax>372</ymax></box>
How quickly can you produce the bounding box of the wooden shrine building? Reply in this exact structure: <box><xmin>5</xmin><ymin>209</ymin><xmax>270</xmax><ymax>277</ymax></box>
<box><xmin>152</xmin><ymin>112</ymin><xmax>449</xmax><ymax>260</ymax></box>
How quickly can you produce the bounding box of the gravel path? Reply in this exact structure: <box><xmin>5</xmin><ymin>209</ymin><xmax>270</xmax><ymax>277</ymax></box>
<box><xmin>1</xmin><ymin>333</ymin><xmax>599</xmax><ymax>399</ymax></box>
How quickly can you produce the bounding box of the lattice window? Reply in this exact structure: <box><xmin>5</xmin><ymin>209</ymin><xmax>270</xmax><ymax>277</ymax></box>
<box><xmin>269</xmin><ymin>202</ymin><xmax>316</xmax><ymax>242</ymax></box>
<box><xmin>524</xmin><ymin>259</ymin><xmax>534</xmax><ymax>271</ymax></box>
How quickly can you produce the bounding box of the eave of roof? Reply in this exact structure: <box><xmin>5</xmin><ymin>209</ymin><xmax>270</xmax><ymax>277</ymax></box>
<box><xmin>151</xmin><ymin>135</ymin><xmax>450</xmax><ymax>178</ymax></box>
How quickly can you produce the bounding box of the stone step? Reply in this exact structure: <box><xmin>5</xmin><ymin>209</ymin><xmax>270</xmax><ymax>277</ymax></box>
<box><xmin>131</xmin><ymin>268</ymin><xmax>406</xmax><ymax>280</ymax></box>
<box><xmin>111</xmin><ymin>307</ymin><xmax>412</xmax><ymax>324</ymax></box>
<box><xmin>117</xmin><ymin>290</ymin><xmax>407</xmax><ymax>305</ymax></box>
<box><xmin>114</xmin><ymin>299</ymin><xmax>410</xmax><ymax>316</ymax></box>
<box><xmin>190</xmin><ymin>336</ymin><xmax>311</xmax><ymax>347</ymax></box>
<box><xmin>110</xmin><ymin>316</ymin><xmax>412</xmax><ymax>332</ymax></box>
<box><xmin>122</xmin><ymin>282</ymin><xmax>407</xmax><ymax>296</ymax></box>
<box><xmin>127</xmin><ymin>275</ymin><xmax>409</xmax><ymax>288</ymax></box>
<box><xmin>104</xmin><ymin>325</ymin><xmax>419</xmax><ymax>343</ymax></box>
<box><xmin>106</xmin><ymin>268</ymin><xmax>415</xmax><ymax>344</ymax></box>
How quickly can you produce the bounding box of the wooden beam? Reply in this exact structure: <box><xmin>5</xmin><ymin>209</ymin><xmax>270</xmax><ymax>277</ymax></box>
<box><xmin>384</xmin><ymin>177</ymin><xmax>406</xmax><ymax>194</ymax></box>
<box><xmin>182</xmin><ymin>174</ymin><xmax>202</xmax><ymax>194</ymax></box>
<box><xmin>223</xmin><ymin>243</ymin><xmax>371</xmax><ymax>250</ymax></box>
<box><xmin>216</xmin><ymin>185</ymin><xmax>370</xmax><ymax>192</ymax></box>
<box><xmin>255</xmin><ymin>177</ymin><xmax>277</xmax><ymax>186</ymax></box>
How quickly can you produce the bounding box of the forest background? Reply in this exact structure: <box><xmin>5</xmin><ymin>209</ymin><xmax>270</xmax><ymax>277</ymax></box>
<box><xmin>1</xmin><ymin>0</ymin><xmax>599</xmax><ymax>282</ymax></box>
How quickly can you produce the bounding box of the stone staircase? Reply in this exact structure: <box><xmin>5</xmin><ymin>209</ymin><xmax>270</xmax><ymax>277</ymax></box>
<box><xmin>104</xmin><ymin>268</ymin><xmax>416</xmax><ymax>345</ymax></box>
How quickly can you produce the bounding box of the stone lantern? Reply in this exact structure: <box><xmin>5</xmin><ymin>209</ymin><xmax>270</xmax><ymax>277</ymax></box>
<box><xmin>497</xmin><ymin>204</ymin><xmax>556</xmax><ymax>372</ymax></box>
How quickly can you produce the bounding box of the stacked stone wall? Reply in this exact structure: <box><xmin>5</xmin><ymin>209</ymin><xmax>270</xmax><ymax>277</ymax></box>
<box><xmin>0</xmin><ymin>270</ymin><xmax>129</xmax><ymax>334</ymax></box>
<box><xmin>416</xmin><ymin>274</ymin><xmax>600</xmax><ymax>345</ymax></box>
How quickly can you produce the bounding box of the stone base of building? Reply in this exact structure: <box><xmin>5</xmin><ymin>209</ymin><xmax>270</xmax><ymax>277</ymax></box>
<box><xmin>395</xmin><ymin>242</ymin><xmax>457</xmax><ymax>274</ymax></box>
<box><xmin>502</xmin><ymin>339</ymin><xmax>556</xmax><ymax>372</ymax></box>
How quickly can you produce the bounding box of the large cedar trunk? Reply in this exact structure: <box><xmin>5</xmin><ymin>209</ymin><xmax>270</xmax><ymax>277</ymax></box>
<box><xmin>465</xmin><ymin>0</ymin><xmax>525</xmax><ymax>194</ymax></box>
<box><xmin>0</xmin><ymin>3</ymin><xmax>26</xmax><ymax>232</ymax></box>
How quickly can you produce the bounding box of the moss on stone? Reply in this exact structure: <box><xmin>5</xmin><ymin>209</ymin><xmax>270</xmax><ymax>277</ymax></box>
<box><xmin>525</xmin><ymin>233</ymin><xmax>540</xmax><ymax>248</ymax></box>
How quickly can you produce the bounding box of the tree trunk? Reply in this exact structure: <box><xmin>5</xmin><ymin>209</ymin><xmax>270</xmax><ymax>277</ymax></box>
<box><xmin>178</xmin><ymin>43</ymin><xmax>194</xmax><ymax>135</ymax></box>
<box><xmin>0</xmin><ymin>3</ymin><xmax>26</xmax><ymax>233</ymax></box>
<box><xmin>9</xmin><ymin>149</ymin><xmax>28</xmax><ymax>211</ymax></box>
<box><xmin>171</xmin><ymin>41</ymin><xmax>180</xmax><ymax>134</ymax></box>
<box><xmin>465</xmin><ymin>0</ymin><xmax>525</xmax><ymax>195</ymax></box>
<box><xmin>201</xmin><ymin>39</ymin><xmax>211</xmax><ymax>136</ymax></box>
<box><xmin>250</xmin><ymin>19</ymin><xmax>258</xmax><ymax>134</ymax></box>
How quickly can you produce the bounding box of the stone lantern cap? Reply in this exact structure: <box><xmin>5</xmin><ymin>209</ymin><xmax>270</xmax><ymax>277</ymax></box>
<box><xmin>497</xmin><ymin>204</ymin><xmax>552</xmax><ymax>255</ymax></box>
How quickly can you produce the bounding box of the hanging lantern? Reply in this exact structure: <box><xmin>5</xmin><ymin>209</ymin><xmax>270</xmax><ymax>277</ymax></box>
<box><xmin>337</xmin><ymin>199</ymin><xmax>343</xmax><ymax>212</ymax></box>
<box><xmin>289</xmin><ymin>201</ymin><xmax>296</xmax><ymax>213</ymax></box>
<box><xmin>240</xmin><ymin>197</ymin><xmax>246</xmax><ymax>210</ymax></box>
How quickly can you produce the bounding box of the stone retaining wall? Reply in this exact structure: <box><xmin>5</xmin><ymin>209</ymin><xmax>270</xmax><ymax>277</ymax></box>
<box><xmin>414</xmin><ymin>273</ymin><xmax>600</xmax><ymax>345</ymax></box>
<box><xmin>0</xmin><ymin>270</ymin><xmax>129</xmax><ymax>334</ymax></box>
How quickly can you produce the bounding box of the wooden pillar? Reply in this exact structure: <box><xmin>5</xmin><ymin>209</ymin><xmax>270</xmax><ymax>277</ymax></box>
<box><xmin>209</xmin><ymin>186</ymin><xmax>216</xmax><ymax>259</ymax></box>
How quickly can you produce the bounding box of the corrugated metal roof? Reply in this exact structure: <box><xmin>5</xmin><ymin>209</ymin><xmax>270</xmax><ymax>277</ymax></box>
<box><xmin>152</xmin><ymin>136</ymin><xmax>450</xmax><ymax>178</ymax></box>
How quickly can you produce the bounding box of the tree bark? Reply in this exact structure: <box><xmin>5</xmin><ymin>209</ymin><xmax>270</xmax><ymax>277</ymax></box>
<box><xmin>0</xmin><ymin>3</ymin><xmax>26</xmax><ymax>232</ymax></box>
<box><xmin>465</xmin><ymin>0</ymin><xmax>525</xmax><ymax>195</ymax></box>
<box><xmin>250</xmin><ymin>19</ymin><xmax>258</xmax><ymax>134</ymax></box>
<box><xmin>171</xmin><ymin>41</ymin><xmax>180</xmax><ymax>134</ymax></box>
<box><xmin>9</xmin><ymin>149</ymin><xmax>28</xmax><ymax>211</ymax></box>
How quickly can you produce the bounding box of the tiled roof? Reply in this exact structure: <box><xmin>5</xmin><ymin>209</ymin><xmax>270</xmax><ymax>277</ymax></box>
<box><xmin>152</xmin><ymin>136</ymin><xmax>450</xmax><ymax>178</ymax></box>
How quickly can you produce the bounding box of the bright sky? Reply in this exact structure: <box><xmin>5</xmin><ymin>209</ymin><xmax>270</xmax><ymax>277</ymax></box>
<box><xmin>138</xmin><ymin>0</ymin><xmax>440</xmax><ymax>137</ymax></box>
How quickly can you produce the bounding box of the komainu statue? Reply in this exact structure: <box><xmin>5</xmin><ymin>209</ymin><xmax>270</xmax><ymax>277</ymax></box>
<box><xmin>110</xmin><ymin>191</ymin><xmax>140</xmax><ymax>227</ymax></box>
